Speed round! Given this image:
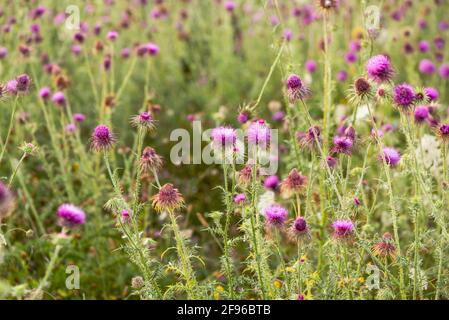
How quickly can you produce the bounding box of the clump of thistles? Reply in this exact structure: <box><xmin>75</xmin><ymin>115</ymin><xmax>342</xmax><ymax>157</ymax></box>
<box><xmin>365</xmin><ymin>55</ymin><xmax>394</xmax><ymax>83</ymax></box>
<box><xmin>332</xmin><ymin>219</ymin><xmax>354</xmax><ymax>240</ymax></box>
<box><xmin>140</xmin><ymin>146</ymin><xmax>163</xmax><ymax>173</ymax></box>
<box><xmin>152</xmin><ymin>183</ymin><xmax>184</xmax><ymax>213</ymax></box>
<box><xmin>131</xmin><ymin>111</ymin><xmax>156</xmax><ymax>131</ymax></box>
<box><xmin>57</xmin><ymin>204</ymin><xmax>86</xmax><ymax>227</ymax></box>
<box><xmin>286</xmin><ymin>74</ymin><xmax>310</xmax><ymax>103</ymax></box>
<box><xmin>264</xmin><ymin>204</ymin><xmax>288</xmax><ymax>227</ymax></box>
<box><xmin>91</xmin><ymin>124</ymin><xmax>115</xmax><ymax>151</ymax></box>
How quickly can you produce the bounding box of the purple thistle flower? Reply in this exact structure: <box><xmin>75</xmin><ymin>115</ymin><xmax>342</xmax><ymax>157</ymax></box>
<box><xmin>264</xmin><ymin>204</ymin><xmax>288</xmax><ymax>227</ymax></box>
<box><xmin>121</xmin><ymin>209</ymin><xmax>130</xmax><ymax>222</ymax></box>
<box><xmin>264</xmin><ymin>175</ymin><xmax>279</xmax><ymax>191</ymax></box>
<box><xmin>326</xmin><ymin>155</ymin><xmax>337</xmax><ymax>168</ymax></box>
<box><xmin>418</xmin><ymin>41</ymin><xmax>429</xmax><ymax>53</ymax></box>
<box><xmin>57</xmin><ymin>204</ymin><xmax>86</xmax><ymax>227</ymax></box>
<box><xmin>331</xmin><ymin>136</ymin><xmax>353</xmax><ymax>155</ymax></box>
<box><xmin>381</xmin><ymin>147</ymin><xmax>401</xmax><ymax>166</ymax></box>
<box><xmin>292</xmin><ymin>216</ymin><xmax>308</xmax><ymax>237</ymax></box>
<box><xmin>15</xmin><ymin>74</ymin><xmax>31</xmax><ymax>93</ymax></box>
<box><xmin>131</xmin><ymin>111</ymin><xmax>155</xmax><ymax>131</ymax></box>
<box><xmin>107</xmin><ymin>30</ymin><xmax>119</xmax><ymax>41</ymax></box>
<box><xmin>424</xmin><ymin>87</ymin><xmax>439</xmax><ymax>101</ymax></box>
<box><xmin>147</xmin><ymin>42</ymin><xmax>159</xmax><ymax>56</ymax></box>
<box><xmin>419</xmin><ymin>59</ymin><xmax>436</xmax><ymax>75</ymax></box>
<box><xmin>51</xmin><ymin>91</ymin><xmax>66</xmax><ymax>106</ymax></box>
<box><xmin>65</xmin><ymin>123</ymin><xmax>77</xmax><ymax>134</ymax></box>
<box><xmin>272</xmin><ymin>111</ymin><xmax>285</xmax><ymax>122</ymax></box>
<box><xmin>39</xmin><ymin>87</ymin><xmax>51</xmax><ymax>100</ymax></box>
<box><xmin>414</xmin><ymin>106</ymin><xmax>429</xmax><ymax>124</ymax></box>
<box><xmin>332</xmin><ymin>219</ymin><xmax>354</xmax><ymax>240</ymax></box>
<box><xmin>237</xmin><ymin>111</ymin><xmax>250</xmax><ymax>124</ymax></box>
<box><xmin>247</xmin><ymin>120</ymin><xmax>271</xmax><ymax>147</ymax></box>
<box><xmin>6</xmin><ymin>80</ymin><xmax>18</xmax><ymax>95</ymax></box>
<box><xmin>393</xmin><ymin>83</ymin><xmax>415</xmax><ymax>110</ymax></box>
<box><xmin>73</xmin><ymin>113</ymin><xmax>86</xmax><ymax>122</ymax></box>
<box><xmin>439</xmin><ymin>64</ymin><xmax>449</xmax><ymax>79</ymax></box>
<box><xmin>0</xmin><ymin>47</ymin><xmax>7</xmax><ymax>59</ymax></box>
<box><xmin>365</xmin><ymin>55</ymin><xmax>394</xmax><ymax>83</ymax></box>
<box><xmin>233</xmin><ymin>193</ymin><xmax>246</xmax><ymax>204</ymax></box>
<box><xmin>337</xmin><ymin>70</ymin><xmax>347</xmax><ymax>82</ymax></box>
<box><xmin>286</xmin><ymin>74</ymin><xmax>309</xmax><ymax>103</ymax></box>
<box><xmin>121</xmin><ymin>48</ymin><xmax>130</xmax><ymax>59</ymax></box>
<box><xmin>436</xmin><ymin>123</ymin><xmax>449</xmax><ymax>142</ymax></box>
<box><xmin>211</xmin><ymin>126</ymin><xmax>237</xmax><ymax>148</ymax></box>
<box><xmin>224</xmin><ymin>1</ymin><xmax>236</xmax><ymax>12</ymax></box>
<box><xmin>345</xmin><ymin>51</ymin><xmax>357</xmax><ymax>64</ymax></box>
<box><xmin>91</xmin><ymin>124</ymin><xmax>115</xmax><ymax>151</ymax></box>
<box><xmin>305</xmin><ymin>60</ymin><xmax>317</xmax><ymax>73</ymax></box>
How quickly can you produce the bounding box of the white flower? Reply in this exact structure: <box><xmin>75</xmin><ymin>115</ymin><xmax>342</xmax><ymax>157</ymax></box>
<box><xmin>415</xmin><ymin>134</ymin><xmax>444</xmax><ymax>177</ymax></box>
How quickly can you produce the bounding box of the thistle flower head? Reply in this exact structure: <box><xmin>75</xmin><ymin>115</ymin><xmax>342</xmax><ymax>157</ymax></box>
<box><xmin>39</xmin><ymin>87</ymin><xmax>50</xmax><ymax>100</ymax></box>
<box><xmin>211</xmin><ymin>126</ymin><xmax>237</xmax><ymax>149</ymax></box>
<box><xmin>264</xmin><ymin>175</ymin><xmax>279</xmax><ymax>191</ymax></box>
<box><xmin>331</xmin><ymin>136</ymin><xmax>353</xmax><ymax>155</ymax></box>
<box><xmin>291</xmin><ymin>216</ymin><xmax>309</xmax><ymax>239</ymax></box>
<box><xmin>140</xmin><ymin>146</ymin><xmax>163</xmax><ymax>173</ymax></box>
<box><xmin>372</xmin><ymin>232</ymin><xmax>396</xmax><ymax>259</ymax></box>
<box><xmin>414</xmin><ymin>106</ymin><xmax>429</xmax><ymax>124</ymax></box>
<box><xmin>393</xmin><ymin>83</ymin><xmax>415</xmax><ymax>111</ymax></box>
<box><xmin>233</xmin><ymin>193</ymin><xmax>246</xmax><ymax>204</ymax></box>
<box><xmin>152</xmin><ymin>183</ymin><xmax>184</xmax><ymax>213</ymax></box>
<box><xmin>381</xmin><ymin>147</ymin><xmax>401</xmax><ymax>166</ymax></box>
<box><xmin>51</xmin><ymin>91</ymin><xmax>66</xmax><ymax>106</ymax></box>
<box><xmin>419</xmin><ymin>59</ymin><xmax>436</xmax><ymax>75</ymax></box>
<box><xmin>16</xmin><ymin>74</ymin><xmax>31</xmax><ymax>93</ymax></box>
<box><xmin>91</xmin><ymin>124</ymin><xmax>115</xmax><ymax>151</ymax></box>
<box><xmin>131</xmin><ymin>111</ymin><xmax>156</xmax><ymax>131</ymax></box>
<box><xmin>57</xmin><ymin>204</ymin><xmax>86</xmax><ymax>227</ymax></box>
<box><xmin>424</xmin><ymin>87</ymin><xmax>439</xmax><ymax>102</ymax></box>
<box><xmin>332</xmin><ymin>219</ymin><xmax>354</xmax><ymax>240</ymax></box>
<box><xmin>0</xmin><ymin>182</ymin><xmax>15</xmax><ymax>220</ymax></box>
<box><xmin>286</xmin><ymin>74</ymin><xmax>310</xmax><ymax>103</ymax></box>
<box><xmin>347</xmin><ymin>77</ymin><xmax>373</xmax><ymax>105</ymax></box>
<box><xmin>281</xmin><ymin>169</ymin><xmax>307</xmax><ymax>197</ymax></box>
<box><xmin>436</xmin><ymin>123</ymin><xmax>449</xmax><ymax>142</ymax></box>
<box><xmin>365</xmin><ymin>55</ymin><xmax>394</xmax><ymax>83</ymax></box>
<box><xmin>264</xmin><ymin>204</ymin><xmax>288</xmax><ymax>227</ymax></box>
<box><xmin>247</xmin><ymin>120</ymin><xmax>271</xmax><ymax>147</ymax></box>
<box><xmin>238</xmin><ymin>164</ymin><xmax>258</xmax><ymax>185</ymax></box>
<box><xmin>299</xmin><ymin>125</ymin><xmax>321</xmax><ymax>150</ymax></box>
<box><xmin>317</xmin><ymin>0</ymin><xmax>339</xmax><ymax>11</ymax></box>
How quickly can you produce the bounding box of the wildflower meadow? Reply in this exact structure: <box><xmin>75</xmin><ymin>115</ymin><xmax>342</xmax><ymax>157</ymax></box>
<box><xmin>1</xmin><ymin>0</ymin><xmax>449</xmax><ymax>301</ymax></box>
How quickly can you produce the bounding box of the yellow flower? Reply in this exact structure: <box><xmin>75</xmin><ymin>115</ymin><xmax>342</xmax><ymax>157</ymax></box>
<box><xmin>215</xmin><ymin>285</ymin><xmax>224</xmax><ymax>293</ymax></box>
<box><xmin>351</xmin><ymin>27</ymin><xmax>365</xmax><ymax>40</ymax></box>
<box><xmin>285</xmin><ymin>266</ymin><xmax>295</xmax><ymax>273</ymax></box>
<box><xmin>274</xmin><ymin>280</ymin><xmax>282</xmax><ymax>289</ymax></box>
<box><xmin>358</xmin><ymin>277</ymin><xmax>365</xmax><ymax>284</ymax></box>
<box><xmin>213</xmin><ymin>292</ymin><xmax>220</xmax><ymax>300</ymax></box>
